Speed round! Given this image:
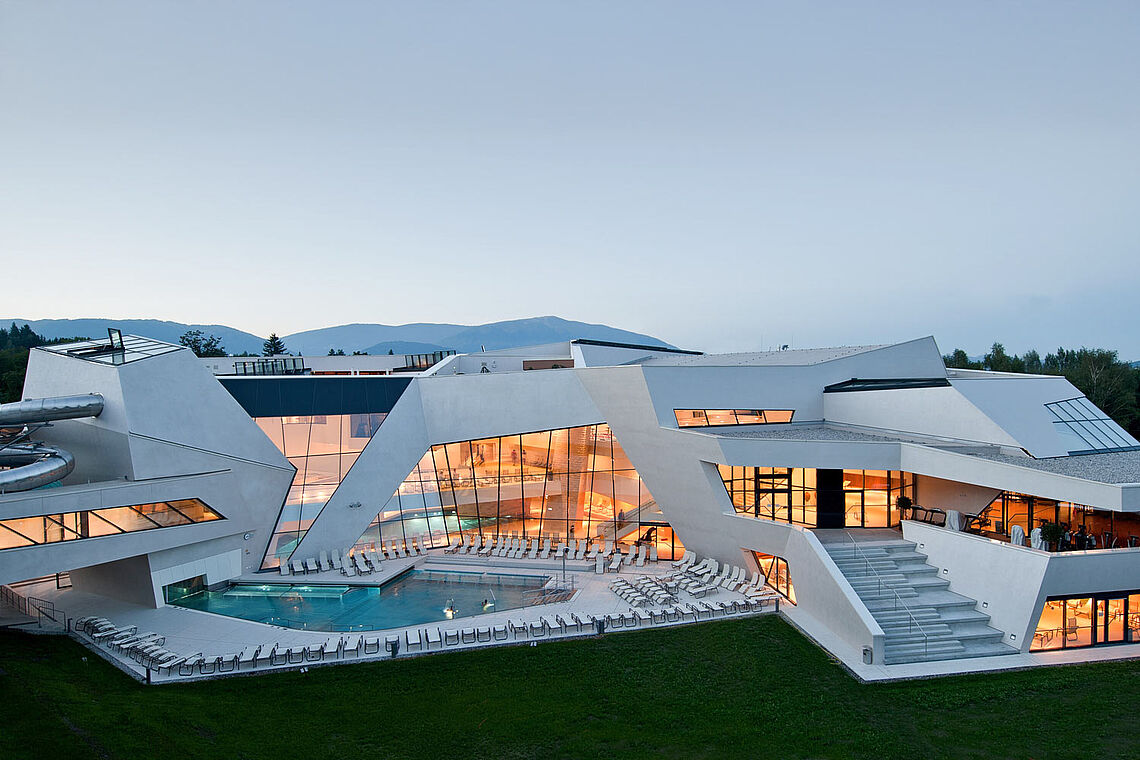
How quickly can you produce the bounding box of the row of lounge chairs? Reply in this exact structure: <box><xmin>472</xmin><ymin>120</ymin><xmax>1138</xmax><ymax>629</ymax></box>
<box><xmin>442</xmin><ymin>533</ymin><xmax>661</xmax><ymax>566</ymax></box>
<box><xmin>282</xmin><ymin>535</ymin><xmax>435</xmax><ymax>577</ymax></box>
<box><xmin>667</xmin><ymin>552</ymin><xmax>776</xmax><ymax>602</ymax></box>
<box><xmin>609</xmin><ymin>576</ymin><xmax>677</xmax><ymax>607</ymax></box>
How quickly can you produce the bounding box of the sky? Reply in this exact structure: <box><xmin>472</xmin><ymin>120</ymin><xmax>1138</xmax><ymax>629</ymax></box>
<box><xmin>2</xmin><ymin>2</ymin><xmax>1138</xmax><ymax>358</ymax></box>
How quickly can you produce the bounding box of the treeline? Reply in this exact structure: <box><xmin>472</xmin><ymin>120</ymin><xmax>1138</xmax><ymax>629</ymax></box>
<box><xmin>943</xmin><ymin>343</ymin><xmax>1140</xmax><ymax>437</ymax></box>
<box><xmin>0</xmin><ymin>323</ymin><xmax>89</xmax><ymax>403</ymax></box>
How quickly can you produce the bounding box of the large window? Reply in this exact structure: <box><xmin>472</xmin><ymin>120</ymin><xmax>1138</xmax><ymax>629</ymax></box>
<box><xmin>257</xmin><ymin>413</ymin><xmax>387</xmax><ymax>569</ymax></box>
<box><xmin>675</xmin><ymin>409</ymin><xmax>794</xmax><ymax>428</ymax></box>
<box><xmin>752</xmin><ymin>552</ymin><xmax>796</xmax><ymax>604</ymax></box>
<box><xmin>718</xmin><ymin>466</ymin><xmax>914</xmax><ymax>529</ymax></box>
<box><xmin>1032</xmin><ymin>592</ymin><xmax>1140</xmax><ymax>651</ymax></box>
<box><xmin>977</xmin><ymin>492</ymin><xmax>1140</xmax><ymax>549</ymax></box>
<box><xmin>351</xmin><ymin>423</ymin><xmax>682</xmax><ymax>561</ymax></box>
<box><xmin>0</xmin><ymin>499</ymin><xmax>221</xmax><ymax>551</ymax></box>
<box><xmin>1044</xmin><ymin>397</ymin><xmax>1139</xmax><ymax>454</ymax></box>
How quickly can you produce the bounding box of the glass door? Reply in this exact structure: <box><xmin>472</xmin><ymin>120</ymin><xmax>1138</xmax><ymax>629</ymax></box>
<box><xmin>1097</xmin><ymin>597</ymin><xmax>1126</xmax><ymax>644</ymax></box>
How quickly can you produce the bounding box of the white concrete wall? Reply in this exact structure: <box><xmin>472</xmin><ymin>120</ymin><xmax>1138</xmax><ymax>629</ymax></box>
<box><xmin>149</xmin><ymin>548</ymin><xmax>243</xmax><ymax>607</ymax></box>
<box><xmin>903</xmin><ymin>520</ymin><xmax>1140</xmax><ymax>652</ymax></box>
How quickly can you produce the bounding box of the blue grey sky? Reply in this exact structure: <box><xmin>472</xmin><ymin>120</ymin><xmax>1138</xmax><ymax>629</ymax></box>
<box><xmin>2</xmin><ymin>2</ymin><xmax>1138</xmax><ymax>357</ymax></box>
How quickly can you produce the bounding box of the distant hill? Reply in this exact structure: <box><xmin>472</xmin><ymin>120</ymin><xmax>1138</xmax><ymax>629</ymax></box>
<box><xmin>0</xmin><ymin>318</ymin><xmax>266</xmax><ymax>355</ymax></box>
<box><xmin>1</xmin><ymin>316</ymin><xmax>675</xmax><ymax>356</ymax></box>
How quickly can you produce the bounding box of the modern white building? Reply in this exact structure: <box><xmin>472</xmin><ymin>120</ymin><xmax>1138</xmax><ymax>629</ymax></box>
<box><xmin>2</xmin><ymin>332</ymin><xmax>1138</xmax><ymax>676</ymax></box>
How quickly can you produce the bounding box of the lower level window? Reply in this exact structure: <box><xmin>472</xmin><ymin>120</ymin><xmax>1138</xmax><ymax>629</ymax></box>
<box><xmin>1032</xmin><ymin>592</ymin><xmax>1140</xmax><ymax>651</ymax></box>
<box><xmin>752</xmin><ymin>551</ymin><xmax>796</xmax><ymax>604</ymax></box>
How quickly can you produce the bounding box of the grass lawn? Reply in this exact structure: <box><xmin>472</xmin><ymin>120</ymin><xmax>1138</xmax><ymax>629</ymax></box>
<box><xmin>1</xmin><ymin>615</ymin><xmax>1138</xmax><ymax>759</ymax></box>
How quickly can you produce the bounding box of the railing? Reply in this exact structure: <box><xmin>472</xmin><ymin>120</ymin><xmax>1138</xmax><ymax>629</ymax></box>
<box><xmin>847</xmin><ymin>535</ymin><xmax>932</xmax><ymax>659</ymax></box>
<box><xmin>1</xmin><ymin>584</ymin><xmax>63</xmax><ymax>626</ymax></box>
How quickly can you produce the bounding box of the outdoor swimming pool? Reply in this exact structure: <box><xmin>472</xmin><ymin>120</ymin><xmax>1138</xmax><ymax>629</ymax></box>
<box><xmin>168</xmin><ymin>569</ymin><xmax>551</xmax><ymax>632</ymax></box>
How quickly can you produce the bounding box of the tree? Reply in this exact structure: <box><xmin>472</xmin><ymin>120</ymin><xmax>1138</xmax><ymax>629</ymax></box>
<box><xmin>1022</xmin><ymin>349</ymin><xmax>1043</xmax><ymax>374</ymax></box>
<box><xmin>263</xmin><ymin>333</ymin><xmax>287</xmax><ymax>356</ymax></box>
<box><xmin>1044</xmin><ymin>347</ymin><xmax>1138</xmax><ymax>428</ymax></box>
<box><xmin>983</xmin><ymin>343</ymin><xmax>1024</xmax><ymax>373</ymax></box>
<box><xmin>328</xmin><ymin>348</ymin><xmax>346</xmax><ymax>356</ymax></box>
<box><xmin>352</xmin><ymin>350</ymin><xmax>369</xmax><ymax>356</ymax></box>
<box><xmin>942</xmin><ymin>349</ymin><xmax>981</xmax><ymax>370</ymax></box>
<box><xmin>178</xmin><ymin>329</ymin><xmax>227</xmax><ymax>357</ymax></box>
<box><xmin>387</xmin><ymin>349</ymin><xmax>394</xmax><ymax>356</ymax></box>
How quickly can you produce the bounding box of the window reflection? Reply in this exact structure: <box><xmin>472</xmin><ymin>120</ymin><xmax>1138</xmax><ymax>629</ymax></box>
<box><xmin>0</xmin><ymin>499</ymin><xmax>221</xmax><ymax>551</ymax></box>
<box><xmin>675</xmin><ymin>409</ymin><xmax>795</xmax><ymax>428</ymax></box>
<box><xmin>256</xmin><ymin>412</ymin><xmax>388</xmax><ymax>569</ymax></box>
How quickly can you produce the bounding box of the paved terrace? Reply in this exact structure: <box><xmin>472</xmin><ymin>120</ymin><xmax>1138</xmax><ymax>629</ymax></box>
<box><xmin>6</xmin><ymin>550</ymin><xmax>779</xmax><ymax>683</ymax></box>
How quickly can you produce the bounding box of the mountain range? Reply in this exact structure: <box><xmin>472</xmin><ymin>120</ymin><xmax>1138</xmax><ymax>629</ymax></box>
<box><xmin>2</xmin><ymin>316</ymin><xmax>676</xmax><ymax>356</ymax></box>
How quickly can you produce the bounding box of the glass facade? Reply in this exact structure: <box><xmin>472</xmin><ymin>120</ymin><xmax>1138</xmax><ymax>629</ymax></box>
<box><xmin>350</xmin><ymin>423</ymin><xmax>682</xmax><ymax>560</ymax></box>
<box><xmin>1032</xmin><ymin>592</ymin><xmax>1140</xmax><ymax>651</ymax></box>
<box><xmin>675</xmin><ymin>409</ymin><xmax>795</xmax><ymax>428</ymax></box>
<box><xmin>752</xmin><ymin>551</ymin><xmax>796</xmax><ymax>604</ymax></box>
<box><xmin>257</xmin><ymin>413</ymin><xmax>387</xmax><ymax>569</ymax></box>
<box><xmin>717</xmin><ymin>466</ymin><xmax>915</xmax><ymax>528</ymax></box>
<box><xmin>977</xmin><ymin>492</ymin><xmax>1140</xmax><ymax>549</ymax></box>
<box><xmin>0</xmin><ymin>499</ymin><xmax>221</xmax><ymax>551</ymax></box>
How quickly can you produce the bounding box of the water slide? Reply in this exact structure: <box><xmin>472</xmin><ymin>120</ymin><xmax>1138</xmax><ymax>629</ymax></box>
<box><xmin>0</xmin><ymin>394</ymin><xmax>105</xmax><ymax>492</ymax></box>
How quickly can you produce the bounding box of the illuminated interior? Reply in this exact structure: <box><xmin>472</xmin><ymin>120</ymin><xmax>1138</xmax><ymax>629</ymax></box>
<box><xmin>0</xmin><ymin>499</ymin><xmax>221</xmax><ymax>551</ymax></box>
<box><xmin>1032</xmin><ymin>593</ymin><xmax>1140</xmax><ymax>650</ymax></box>
<box><xmin>675</xmin><ymin>409</ymin><xmax>795</xmax><ymax>428</ymax></box>
<box><xmin>351</xmin><ymin>423</ymin><xmax>682</xmax><ymax>560</ymax></box>
<box><xmin>975</xmin><ymin>492</ymin><xmax>1140</xmax><ymax>549</ymax></box>
<box><xmin>717</xmin><ymin>466</ymin><xmax>914</xmax><ymax>528</ymax></box>
<box><xmin>256</xmin><ymin>413</ymin><xmax>387</xmax><ymax>569</ymax></box>
<box><xmin>752</xmin><ymin>551</ymin><xmax>796</xmax><ymax>604</ymax></box>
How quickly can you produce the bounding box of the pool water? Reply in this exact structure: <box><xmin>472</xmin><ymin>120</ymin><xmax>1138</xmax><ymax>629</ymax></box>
<box><xmin>168</xmin><ymin>569</ymin><xmax>550</xmax><ymax>632</ymax></box>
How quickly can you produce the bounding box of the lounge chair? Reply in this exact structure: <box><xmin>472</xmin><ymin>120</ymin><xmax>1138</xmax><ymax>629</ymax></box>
<box><xmin>354</xmin><ymin>554</ymin><xmax>371</xmax><ymax>575</ymax></box>
<box><xmin>478</xmin><ymin>537</ymin><xmax>495</xmax><ymax>556</ymax></box>
<box><xmin>623</xmin><ymin>545</ymin><xmax>636</xmax><ymax>565</ymax></box>
<box><xmin>672</xmin><ymin>550</ymin><xmax>695</xmax><ymax>569</ymax></box>
<box><xmin>319</xmin><ymin>551</ymin><xmax>332</xmax><ymax>572</ymax></box>
<box><xmin>394</xmin><ymin>540</ymin><xmax>407</xmax><ymax>559</ymax></box>
<box><xmin>636</xmin><ymin>545</ymin><xmax>647</xmax><ymax>567</ymax></box>
<box><xmin>595</xmin><ymin>554</ymin><xmax>606</xmax><ymax>574</ymax></box>
<box><xmin>368</xmin><ymin>550</ymin><xmax>384</xmax><ymax>571</ymax></box>
<box><xmin>586</xmin><ymin>541</ymin><xmax>601</xmax><ymax>561</ymax></box>
<box><xmin>461</xmin><ymin>628</ymin><xmax>476</xmax><ymax>644</ymax></box>
<box><xmin>492</xmin><ymin>624</ymin><xmax>508</xmax><ymax>641</ymax></box>
<box><xmin>291</xmin><ymin>559</ymin><xmax>306</xmax><ymax>575</ymax></box>
<box><xmin>529</xmin><ymin>620</ymin><xmax>547</xmax><ymax>637</ymax></box>
<box><xmin>445</xmin><ymin>537</ymin><xmax>463</xmax><ymax>554</ymax></box>
<box><xmin>649</xmin><ymin>545</ymin><xmax>659</xmax><ymax>562</ymax></box>
<box><xmin>554</xmin><ymin>541</ymin><xmax>568</xmax><ymax>559</ymax></box>
<box><xmin>342</xmin><ymin>560</ymin><xmax>356</xmax><ymax>577</ymax></box>
<box><xmin>540</xmin><ymin>537</ymin><xmax>552</xmax><ymax>559</ymax></box>
<box><xmin>528</xmin><ymin>538</ymin><xmax>540</xmax><ymax>559</ymax></box>
<box><xmin>331</xmin><ymin>549</ymin><xmax>344</xmax><ymax>570</ymax></box>
<box><xmin>509</xmin><ymin>619</ymin><xmax>528</xmax><ymax>639</ymax></box>
<box><xmin>467</xmin><ymin>535</ymin><xmax>482</xmax><ymax>555</ymax></box>
<box><xmin>601</xmin><ymin>539</ymin><xmax>614</xmax><ymax>559</ymax></box>
<box><xmin>304</xmin><ymin>558</ymin><xmax>319</xmax><ymax>573</ymax></box>
<box><xmin>476</xmin><ymin>626</ymin><xmax>491</xmax><ymax>642</ymax></box>
<box><xmin>608</xmin><ymin>553</ymin><xmax>623</xmax><ymax>572</ymax></box>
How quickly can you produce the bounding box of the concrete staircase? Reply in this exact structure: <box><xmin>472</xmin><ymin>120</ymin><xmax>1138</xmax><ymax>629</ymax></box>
<box><xmin>823</xmin><ymin>539</ymin><xmax>1017</xmax><ymax>665</ymax></box>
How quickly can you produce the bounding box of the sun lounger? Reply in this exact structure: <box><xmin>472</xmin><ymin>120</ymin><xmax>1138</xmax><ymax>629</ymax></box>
<box><xmin>342</xmin><ymin>560</ymin><xmax>356</xmax><ymax>577</ymax></box>
<box><xmin>529</xmin><ymin>620</ymin><xmax>547</xmax><ymax>637</ymax></box>
<box><xmin>367</xmin><ymin>550</ymin><xmax>383</xmax><ymax>570</ymax></box>
<box><xmin>608</xmin><ymin>553</ymin><xmax>623</xmax><ymax>572</ymax></box>
<box><xmin>539</xmin><ymin>537</ymin><xmax>552</xmax><ymax>559</ymax></box>
<box><xmin>461</xmin><ymin>628</ymin><xmax>476</xmax><ymax>644</ymax></box>
<box><xmin>476</xmin><ymin>626</ymin><xmax>491</xmax><ymax>642</ymax></box>
<box><xmin>304</xmin><ymin>558</ymin><xmax>319</xmax><ymax>573</ymax></box>
<box><xmin>468</xmin><ymin>535</ymin><xmax>482</xmax><ymax>555</ymax></box>
<box><xmin>329</xmin><ymin>549</ymin><xmax>343</xmax><ymax>570</ymax></box>
<box><xmin>509</xmin><ymin>619</ymin><xmax>528</xmax><ymax>639</ymax></box>
<box><xmin>445</xmin><ymin>537</ymin><xmax>463</xmax><ymax>553</ymax></box>
<box><xmin>354</xmin><ymin>554</ymin><xmax>371</xmax><ymax>574</ymax></box>
<box><xmin>636</xmin><ymin>545</ymin><xmax>647</xmax><ymax>566</ymax></box>
<box><xmin>528</xmin><ymin>538</ymin><xmax>540</xmax><ymax>559</ymax></box>
<box><xmin>279</xmin><ymin>560</ymin><xmax>290</xmax><ymax>576</ymax></box>
<box><xmin>623</xmin><ymin>545</ymin><xmax>636</xmax><ymax>565</ymax></box>
<box><xmin>319</xmin><ymin>551</ymin><xmax>332</xmax><ymax>571</ymax></box>
<box><xmin>290</xmin><ymin>559</ymin><xmax>305</xmax><ymax>575</ymax></box>
<box><xmin>595</xmin><ymin>554</ymin><xmax>606</xmax><ymax>574</ymax></box>
<box><xmin>393</xmin><ymin>540</ymin><xmax>407</xmax><ymax>559</ymax></box>
<box><xmin>492</xmin><ymin>624</ymin><xmax>508</xmax><ymax>641</ymax></box>
<box><xmin>478</xmin><ymin>537</ymin><xmax>495</xmax><ymax>556</ymax></box>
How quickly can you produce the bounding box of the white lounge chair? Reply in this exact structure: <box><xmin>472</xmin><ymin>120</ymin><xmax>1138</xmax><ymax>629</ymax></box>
<box><xmin>528</xmin><ymin>538</ymin><xmax>540</xmax><ymax>559</ymax></box>
<box><xmin>291</xmin><ymin>559</ymin><xmax>306</xmax><ymax>575</ymax></box>
<box><xmin>279</xmin><ymin>561</ymin><xmax>290</xmax><ymax>576</ymax></box>
<box><xmin>636</xmin><ymin>545</ymin><xmax>647</xmax><ymax>567</ymax></box>
<box><xmin>467</xmin><ymin>535</ymin><xmax>482</xmax><ymax>555</ymax></box>
<box><xmin>540</xmin><ymin>537</ymin><xmax>552</xmax><ymax>559</ymax></box>
<box><xmin>342</xmin><ymin>560</ymin><xmax>356</xmax><ymax>577</ymax></box>
<box><xmin>479</xmin><ymin>537</ymin><xmax>495</xmax><ymax>556</ymax></box>
<box><xmin>608</xmin><ymin>553</ymin><xmax>623</xmax><ymax>572</ymax></box>
<box><xmin>331</xmin><ymin>549</ymin><xmax>344</xmax><ymax>570</ymax></box>
<box><xmin>368</xmin><ymin>550</ymin><xmax>384</xmax><ymax>571</ymax></box>
<box><xmin>445</xmin><ymin>537</ymin><xmax>463</xmax><ymax>554</ymax></box>
<box><xmin>354</xmin><ymin>554</ymin><xmax>371</xmax><ymax>575</ymax></box>
<box><xmin>595</xmin><ymin>554</ymin><xmax>606</xmax><ymax>574</ymax></box>
<box><xmin>623</xmin><ymin>545</ymin><xmax>636</xmax><ymax>565</ymax></box>
<box><xmin>304</xmin><ymin>558</ymin><xmax>319</xmax><ymax>573</ymax></box>
<box><xmin>394</xmin><ymin>540</ymin><xmax>407</xmax><ymax>559</ymax></box>
<box><xmin>319</xmin><ymin>551</ymin><xmax>332</xmax><ymax>571</ymax></box>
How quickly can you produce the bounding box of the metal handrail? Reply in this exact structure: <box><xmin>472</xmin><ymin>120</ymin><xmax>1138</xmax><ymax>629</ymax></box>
<box><xmin>847</xmin><ymin>535</ymin><xmax>932</xmax><ymax>658</ymax></box>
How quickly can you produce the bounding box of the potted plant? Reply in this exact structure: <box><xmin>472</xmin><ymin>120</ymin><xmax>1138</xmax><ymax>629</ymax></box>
<box><xmin>1040</xmin><ymin>522</ymin><xmax>1065</xmax><ymax>552</ymax></box>
<box><xmin>896</xmin><ymin>495</ymin><xmax>913</xmax><ymax>519</ymax></box>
